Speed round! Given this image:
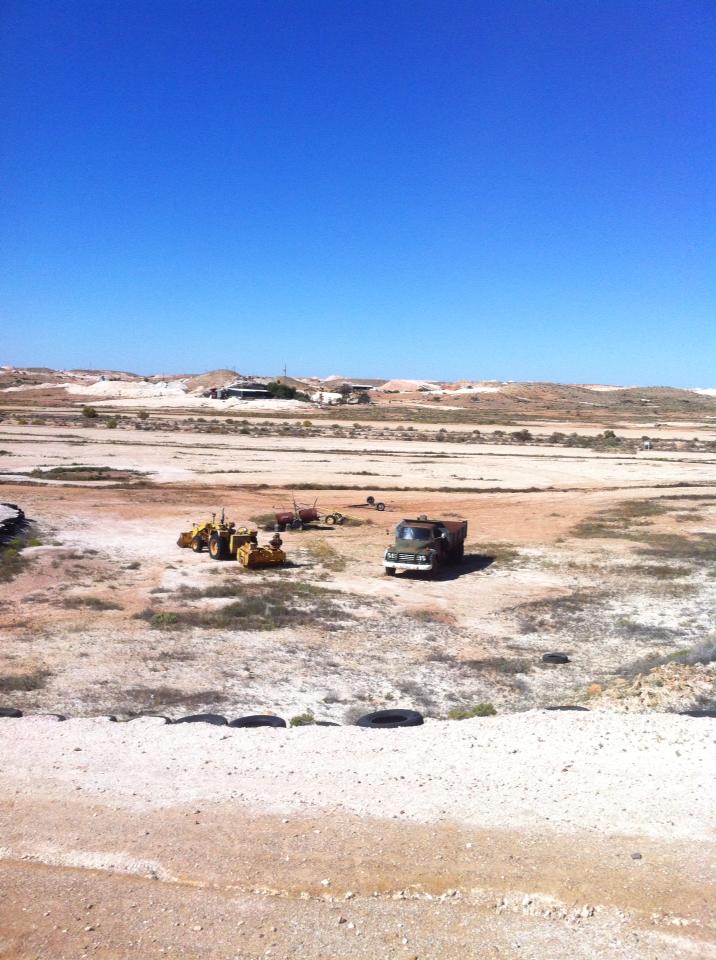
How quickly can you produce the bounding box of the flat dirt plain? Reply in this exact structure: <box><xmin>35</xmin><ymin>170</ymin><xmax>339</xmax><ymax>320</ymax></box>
<box><xmin>1</xmin><ymin>378</ymin><xmax>715</xmax><ymax>959</ymax></box>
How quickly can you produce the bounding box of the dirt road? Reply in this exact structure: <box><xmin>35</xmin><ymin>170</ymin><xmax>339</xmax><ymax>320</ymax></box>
<box><xmin>1</xmin><ymin>712</ymin><xmax>714</xmax><ymax>960</ymax></box>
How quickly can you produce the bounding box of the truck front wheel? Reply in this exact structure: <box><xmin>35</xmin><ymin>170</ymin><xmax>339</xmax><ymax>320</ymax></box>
<box><xmin>383</xmin><ymin>567</ymin><xmax>396</xmax><ymax>576</ymax></box>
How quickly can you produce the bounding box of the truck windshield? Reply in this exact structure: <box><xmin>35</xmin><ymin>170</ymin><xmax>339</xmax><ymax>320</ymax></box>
<box><xmin>397</xmin><ymin>526</ymin><xmax>432</xmax><ymax>540</ymax></box>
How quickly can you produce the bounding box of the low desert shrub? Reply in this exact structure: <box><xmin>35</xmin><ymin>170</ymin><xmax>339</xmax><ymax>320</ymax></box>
<box><xmin>448</xmin><ymin>703</ymin><xmax>496</xmax><ymax>720</ymax></box>
<box><xmin>289</xmin><ymin>712</ymin><xmax>316</xmax><ymax>727</ymax></box>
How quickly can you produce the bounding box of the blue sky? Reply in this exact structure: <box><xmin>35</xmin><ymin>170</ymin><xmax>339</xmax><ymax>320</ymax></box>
<box><xmin>1</xmin><ymin>1</ymin><xmax>714</xmax><ymax>384</ymax></box>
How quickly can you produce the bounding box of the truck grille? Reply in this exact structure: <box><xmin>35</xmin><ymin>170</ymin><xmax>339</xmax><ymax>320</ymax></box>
<box><xmin>397</xmin><ymin>553</ymin><xmax>419</xmax><ymax>563</ymax></box>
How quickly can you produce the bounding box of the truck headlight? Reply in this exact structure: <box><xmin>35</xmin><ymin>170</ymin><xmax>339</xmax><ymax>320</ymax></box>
<box><xmin>416</xmin><ymin>554</ymin><xmax>427</xmax><ymax>562</ymax></box>
<box><xmin>386</xmin><ymin>552</ymin><xmax>397</xmax><ymax>560</ymax></box>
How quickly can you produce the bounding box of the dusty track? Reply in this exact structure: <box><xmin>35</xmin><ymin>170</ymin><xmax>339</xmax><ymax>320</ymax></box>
<box><xmin>0</xmin><ymin>713</ymin><xmax>714</xmax><ymax>959</ymax></box>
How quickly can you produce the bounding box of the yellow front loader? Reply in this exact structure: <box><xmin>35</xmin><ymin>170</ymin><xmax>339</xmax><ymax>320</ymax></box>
<box><xmin>178</xmin><ymin>512</ymin><xmax>286</xmax><ymax>568</ymax></box>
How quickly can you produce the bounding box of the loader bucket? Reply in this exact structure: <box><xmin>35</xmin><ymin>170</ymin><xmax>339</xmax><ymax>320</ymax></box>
<box><xmin>237</xmin><ymin>542</ymin><xmax>286</xmax><ymax>568</ymax></box>
<box><xmin>177</xmin><ymin>531</ymin><xmax>193</xmax><ymax>548</ymax></box>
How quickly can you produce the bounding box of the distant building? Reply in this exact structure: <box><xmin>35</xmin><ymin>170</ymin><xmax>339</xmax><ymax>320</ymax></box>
<box><xmin>222</xmin><ymin>382</ymin><xmax>270</xmax><ymax>400</ymax></box>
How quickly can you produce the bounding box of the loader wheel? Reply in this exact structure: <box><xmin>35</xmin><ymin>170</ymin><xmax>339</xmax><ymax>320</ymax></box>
<box><xmin>209</xmin><ymin>534</ymin><xmax>230</xmax><ymax>560</ymax></box>
<box><xmin>376</xmin><ymin>502</ymin><xmax>385</xmax><ymax>511</ymax></box>
<box><xmin>191</xmin><ymin>536</ymin><xmax>204</xmax><ymax>553</ymax></box>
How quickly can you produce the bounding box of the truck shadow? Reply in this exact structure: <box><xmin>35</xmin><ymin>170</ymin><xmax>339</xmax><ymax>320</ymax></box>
<box><xmin>396</xmin><ymin>554</ymin><xmax>496</xmax><ymax>581</ymax></box>
<box><xmin>434</xmin><ymin>553</ymin><xmax>496</xmax><ymax>580</ymax></box>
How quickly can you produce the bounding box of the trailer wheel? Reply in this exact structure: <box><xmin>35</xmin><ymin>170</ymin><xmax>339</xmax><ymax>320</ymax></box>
<box><xmin>324</xmin><ymin>514</ymin><xmax>336</xmax><ymax>525</ymax></box>
<box><xmin>376</xmin><ymin>502</ymin><xmax>385</xmax><ymax>511</ymax></box>
<box><xmin>191</xmin><ymin>536</ymin><xmax>204</xmax><ymax>553</ymax></box>
<box><xmin>366</xmin><ymin>496</ymin><xmax>375</xmax><ymax>505</ymax></box>
<box><xmin>209</xmin><ymin>534</ymin><xmax>230</xmax><ymax>560</ymax></box>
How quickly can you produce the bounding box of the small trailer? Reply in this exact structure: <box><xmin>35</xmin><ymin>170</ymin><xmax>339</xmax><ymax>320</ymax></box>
<box><xmin>274</xmin><ymin>498</ymin><xmax>345</xmax><ymax>530</ymax></box>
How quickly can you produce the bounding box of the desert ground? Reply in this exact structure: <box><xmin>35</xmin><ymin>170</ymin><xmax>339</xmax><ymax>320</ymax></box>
<box><xmin>1</xmin><ymin>370</ymin><xmax>715</xmax><ymax>958</ymax></box>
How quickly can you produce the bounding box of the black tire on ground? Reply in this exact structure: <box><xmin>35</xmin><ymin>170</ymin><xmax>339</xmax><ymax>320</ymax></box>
<box><xmin>542</xmin><ymin>653</ymin><xmax>570</xmax><ymax>665</ymax></box>
<box><xmin>680</xmin><ymin>709</ymin><xmax>716</xmax><ymax>718</ymax></box>
<box><xmin>0</xmin><ymin>707</ymin><xmax>22</xmax><ymax>718</ymax></box>
<box><xmin>209</xmin><ymin>534</ymin><xmax>230</xmax><ymax>560</ymax></box>
<box><xmin>366</xmin><ymin>496</ymin><xmax>375</xmax><ymax>505</ymax></box>
<box><xmin>229</xmin><ymin>715</ymin><xmax>287</xmax><ymax>728</ymax></box>
<box><xmin>376</xmin><ymin>501</ymin><xmax>385</xmax><ymax>511</ymax></box>
<box><xmin>356</xmin><ymin>709</ymin><xmax>424</xmax><ymax>729</ymax></box>
<box><xmin>191</xmin><ymin>536</ymin><xmax>204</xmax><ymax>553</ymax></box>
<box><xmin>545</xmin><ymin>705</ymin><xmax>589</xmax><ymax>711</ymax></box>
<box><xmin>174</xmin><ymin>714</ymin><xmax>228</xmax><ymax>725</ymax></box>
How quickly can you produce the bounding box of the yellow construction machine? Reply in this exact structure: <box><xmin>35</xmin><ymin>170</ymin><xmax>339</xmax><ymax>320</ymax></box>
<box><xmin>177</xmin><ymin>511</ymin><xmax>286</xmax><ymax>568</ymax></box>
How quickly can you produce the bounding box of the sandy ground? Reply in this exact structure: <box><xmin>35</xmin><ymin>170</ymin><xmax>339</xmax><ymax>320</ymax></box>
<box><xmin>0</xmin><ymin>712</ymin><xmax>714</xmax><ymax>960</ymax></box>
<box><xmin>1</xmin><ymin>417</ymin><xmax>715</xmax><ymax>721</ymax></box>
<box><xmin>1</xmin><ymin>408</ymin><xmax>715</xmax><ymax>958</ymax></box>
<box><xmin>2</xmin><ymin>422</ymin><xmax>716</xmax><ymax>489</ymax></box>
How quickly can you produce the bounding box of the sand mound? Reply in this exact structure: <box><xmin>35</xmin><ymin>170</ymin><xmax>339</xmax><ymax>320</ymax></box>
<box><xmin>67</xmin><ymin>380</ymin><xmax>189</xmax><ymax>399</ymax></box>
<box><xmin>183</xmin><ymin>370</ymin><xmax>239</xmax><ymax>392</ymax></box>
<box><xmin>377</xmin><ymin>378</ymin><xmax>441</xmax><ymax>392</ymax></box>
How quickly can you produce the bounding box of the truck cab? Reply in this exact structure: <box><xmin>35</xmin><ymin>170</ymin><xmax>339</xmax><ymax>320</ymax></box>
<box><xmin>383</xmin><ymin>517</ymin><xmax>467</xmax><ymax>577</ymax></box>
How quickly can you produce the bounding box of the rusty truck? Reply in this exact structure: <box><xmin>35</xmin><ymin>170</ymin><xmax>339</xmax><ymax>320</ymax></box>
<box><xmin>383</xmin><ymin>516</ymin><xmax>467</xmax><ymax>577</ymax></box>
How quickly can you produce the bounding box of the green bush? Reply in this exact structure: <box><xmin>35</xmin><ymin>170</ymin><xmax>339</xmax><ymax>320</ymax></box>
<box><xmin>82</xmin><ymin>406</ymin><xmax>98</xmax><ymax>419</ymax></box>
<box><xmin>136</xmin><ymin>410</ymin><xmax>149</xmax><ymax>420</ymax></box>
<box><xmin>290</xmin><ymin>712</ymin><xmax>316</xmax><ymax>727</ymax></box>
<box><xmin>267</xmin><ymin>381</ymin><xmax>297</xmax><ymax>400</ymax></box>
<box><xmin>106</xmin><ymin>417</ymin><xmax>118</xmax><ymax>429</ymax></box>
<box><xmin>448</xmin><ymin>703</ymin><xmax>496</xmax><ymax>720</ymax></box>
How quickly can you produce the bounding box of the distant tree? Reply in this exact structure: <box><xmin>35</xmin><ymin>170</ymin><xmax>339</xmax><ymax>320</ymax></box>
<box><xmin>81</xmin><ymin>405</ymin><xmax>98</xmax><ymax>419</ymax></box>
<box><xmin>267</xmin><ymin>381</ymin><xmax>297</xmax><ymax>400</ymax></box>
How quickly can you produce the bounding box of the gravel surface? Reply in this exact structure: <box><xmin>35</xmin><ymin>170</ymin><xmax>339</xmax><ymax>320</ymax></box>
<box><xmin>2</xmin><ymin>712</ymin><xmax>714</xmax><ymax>841</ymax></box>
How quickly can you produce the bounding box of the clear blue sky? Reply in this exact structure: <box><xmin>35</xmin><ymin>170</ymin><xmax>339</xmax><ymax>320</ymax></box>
<box><xmin>2</xmin><ymin>0</ymin><xmax>714</xmax><ymax>385</ymax></box>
